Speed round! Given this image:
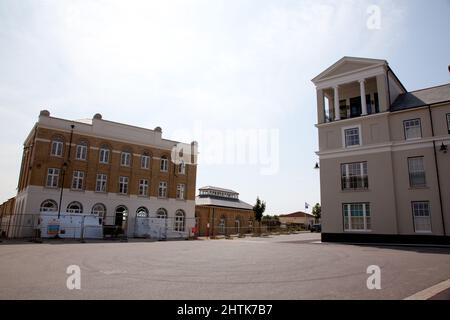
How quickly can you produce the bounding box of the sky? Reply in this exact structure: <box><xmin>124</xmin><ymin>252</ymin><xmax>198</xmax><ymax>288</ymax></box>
<box><xmin>0</xmin><ymin>0</ymin><xmax>449</xmax><ymax>215</ymax></box>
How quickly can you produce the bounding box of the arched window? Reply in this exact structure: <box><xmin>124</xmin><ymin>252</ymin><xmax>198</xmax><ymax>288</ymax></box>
<box><xmin>136</xmin><ymin>206</ymin><xmax>149</xmax><ymax>218</ymax></box>
<box><xmin>115</xmin><ymin>205</ymin><xmax>128</xmax><ymax>227</ymax></box>
<box><xmin>174</xmin><ymin>210</ymin><xmax>185</xmax><ymax>232</ymax></box>
<box><xmin>50</xmin><ymin>137</ymin><xmax>64</xmax><ymax>157</ymax></box>
<box><xmin>160</xmin><ymin>156</ymin><xmax>168</xmax><ymax>172</ymax></box>
<box><xmin>156</xmin><ymin>208</ymin><xmax>168</xmax><ymax>219</ymax></box>
<box><xmin>67</xmin><ymin>201</ymin><xmax>83</xmax><ymax>214</ymax></box>
<box><xmin>219</xmin><ymin>216</ymin><xmax>226</xmax><ymax>234</ymax></box>
<box><xmin>91</xmin><ymin>203</ymin><xmax>106</xmax><ymax>217</ymax></box>
<box><xmin>75</xmin><ymin>141</ymin><xmax>88</xmax><ymax>160</ymax></box>
<box><xmin>141</xmin><ymin>152</ymin><xmax>151</xmax><ymax>169</ymax></box>
<box><xmin>99</xmin><ymin>144</ymin><xmax>111</xmax><ymax>164</ymax></box>
<box><xmin>40</xmin><ymin>199</ymin><xmax>58</xmax><ymax>213</ymax></box>
<box><xmin>235</xmin><ymin>216</ymin><xmax>241</xmax><ymax>233</ymax></box>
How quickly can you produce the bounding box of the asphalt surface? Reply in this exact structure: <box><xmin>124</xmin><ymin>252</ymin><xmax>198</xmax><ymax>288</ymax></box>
<box><xmin>1</xmin><ymin>233</ymin><xmax>450</xmax><ymax>300</ymax></box>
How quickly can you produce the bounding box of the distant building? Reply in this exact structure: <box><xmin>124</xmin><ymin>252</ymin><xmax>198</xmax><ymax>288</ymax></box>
<box><xmin>3</xmin><ymin>110</ymin><xmax>198</xmax><ymax>238</ymax></box>
<box><xmin>278</xmin><ymin>211</ymin><xmax>315</xmax><ymax>229</ymax></box>
<box><xmin>195</xmin><ymin>186</ymin><xmax>254</xmax><ymax>236</ymax></box>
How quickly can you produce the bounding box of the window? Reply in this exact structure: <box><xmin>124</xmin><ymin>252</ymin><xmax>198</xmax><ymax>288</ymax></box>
<box><xmin>160</xmin><ymin>156</ymin><xmax>168</xmax><ymax>172</ymax></box>
<box><xmin>343</xmin><ymin>203</ymin><xmax>371</xmax><ymax>232</ymax></box>
<box><xmin>408</xmin><ymin>157</ymin><xmax>426</xmax><ymax>188</ymax></box>
<box><xmin>91</xmin><ymin>203</ymin><xmax>106</xmax><ymax>217</ymax></box>
<box><xmin>412</xmin><ymin>201</ymin><xmax>431</xmax><ymax>233</ymax></box>
<box><xmin>139</xmin><ymin>179</ymin><xmax>149</xmax><ymax>196</ymax></box>
<box><xmin>344</xmin><ymin>127</ymin><xmax>361</xmax><ymax>147</ymax></box>
<box><xmin>404</xmin><ymin>119</ymin><xmax>422</xmax><ymax>140</ymax></box>
<box><xmin>71</xmin><ymin>171</ymin><xmax>85</xmax><ymax>190</ymax></box>
<box><xmin>51</xmin><ymin>139</ymin><xmax>64</xmax><ymax>157</ymax></box>
<box><xmin>219</xmin><ymin>217</ymin><xmax>226</xmax><ymax>234</ymax></box>
<box><xmin>178</xmin><ymin>161</ymin><xmax>186</xmax><ymax>174</ymax></box>
<box><xmin>341</xmin><ymin>162</ymin><xmax>368</xmax><ymax>190</ymax></box>
<box><xmin>136</xmin><ymin>207</ymin><xmax>149</xmax><ymax>218</ymax></box>
<box><xmin>141</xmin><ymin>154</ymin><xmax>150</xmax><ymax>169</ymax></box>
<box><xmin>156</xmin><ymin>208</ymin><xmax>168</xmax><ymax>219</ymax></box>
<box><xmin>40</xmin><ymin>199</ymin><xmax>58</xmax><ymax>213</ymax></box>
<box><xmin>119</xmin><ymin>176</ymin><xmax>129</xmax><ymax>194</ymax></box>
<box><xmin>96</xmin><ymin>174</ymin><xmax>108</xmax><ymax>192</ymax></box>
<box><xmin>158</xmin><ymin>181</ymin><xmax>167</xmax><ymax>198</ymax></box>
<box><xmin>46</xmin><ymin>168</ymin><xmax>60</xmax><ymax>188</ymax></box>
<box><xmin>235</xmin><ymin>218</ymin><xmax>240</xmax><ymax>233</ymax></box>
<box><xmin>121</xmin><ymin>152</ymin><xmax>131</xmax><ymax>167</ymax></box>
<box><xmin>176</xmin><ymin>184</ymin><xmax>185</xmax><ymax>200</ymax></box>
<box><xmin>75</xmin><ymin>142</ymin><xmax>88</xmax><ymax>160</ymax></box>
<box><xmin>67</xmin><ymin>201</ymin><xmax>83</xmax><ymax>214</ymax></box>
<box><xmin>447</xmin><ymin>114</ymin><xmax>450</xmax><ymax>134</ymax></box>
<box><xmin>99</xmin><ymin>147</ymin><xmax>110</xmax><ymax>164</ymax></box>
<box><xmin>174</xmin><ymin>210</ymin><xmax>185</xmax><ymax>232</ymax></box>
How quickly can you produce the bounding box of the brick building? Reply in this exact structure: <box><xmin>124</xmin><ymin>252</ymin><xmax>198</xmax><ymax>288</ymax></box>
<box><xmin>195</xmin><ymin>186</ymin><xmax>254</xmax><ymax>236</ymax></box>
<box><xmin>7</xmin><ymin>110</ymin><xmax>198</xmax><ymax>238</ymax></box>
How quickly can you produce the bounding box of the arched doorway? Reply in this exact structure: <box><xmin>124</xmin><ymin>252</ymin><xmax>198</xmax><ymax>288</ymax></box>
<box><xmin>115</xmin><ymin>205</ymin><xmax>128</xmax><ymax>232</ymax></box>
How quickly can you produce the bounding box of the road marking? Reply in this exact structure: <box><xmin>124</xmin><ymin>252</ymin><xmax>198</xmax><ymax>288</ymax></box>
<box><xmin>404</xmin><ymin>279</ymin><xmax>450</xmax><ymax>300</ymax></box>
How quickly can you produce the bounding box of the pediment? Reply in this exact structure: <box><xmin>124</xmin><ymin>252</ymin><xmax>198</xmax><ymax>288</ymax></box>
<box><xmin>312</xmin><ymin>57</ymin><xmax>387</xmax><ymax>83</ymax></box>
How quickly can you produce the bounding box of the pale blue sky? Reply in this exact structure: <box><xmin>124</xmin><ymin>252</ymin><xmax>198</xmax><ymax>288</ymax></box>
<box><xmin>0</xmin><ymin>0</ymin><xmax>449</xmax><ymax>214</ymax></box>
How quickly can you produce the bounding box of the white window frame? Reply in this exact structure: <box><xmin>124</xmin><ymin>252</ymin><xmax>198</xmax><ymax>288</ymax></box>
<box><xmin>51</xmin><ymin>140</ymin><xmax>64</xmax><ymax>157</ymax></box>
<box><xmin>91</xmin><ymin>203</ymin><xmax>106</xmax><ymax>217</ymax></box>
<box><xmin>40</xmin><ymin>199</ymin><xmax>58</xmax><ymax>212</ymax></box>
<box><xmin>67</xmin><ymin>201</ymin><xmax>83</xmax><ymax>214</ymax></box>
<box><xmin>139</xmin><ymin>179</ymin><xmax>149</xmax><ymax>197</ymax></box>
<box><xmin>342</xmin><ymin>124</ymin><xmax>362</xmax><ymax>148</ymax></box>
<box><xmin>71</xmin><ymin>170</ymin><xmax>85</xmax><ymax>190</ymax></box>
<box><xmin>75</xmin><ymin>143</ymin><xmax>88</xmax><ymax>161</ymax></box>
<box><xmin>160</xmin><ymin>157</ymin><xmax>169</xmax><ymax>172</ymax></box>
<box><xmin>343</xmin><ymin>203</ymin><xmax>371</xmax><ymax>232</ymax></box>
<box><xmin>158</xmin><ymin>181</ymin><xmax>168</xmax><ymax>198</ymax></box>
<box><xmin>95</xmin><ymin>174</ymin><xmax>107</xmax><ymax>193</ymax></box>
<box><xmin>174</xmin><ymin>210</ymin><xmax>185</xmax><ymax>232</ymax></box>
<box><xmin>99</xmin><ymin>148</ymin><xmax>110</xmax><ymax>164</ymax></box>
<box><xmin>341</xmin><ymin>162</ymin><xmax>368</xmax><ymax>190</ymax></box>
<box><xmin>119</xmin><ymin>176</ymin><xmax>129</xmax><ymax>195</ymax></box>
<box><xmin>412</xmin><ymin>201</ymin><xmax>432</xmax><ymax>233</ymax></box>
<box><xmin>408</xmin><ymin>157</ymin><xmax>426</xmax><ymax>188</ymax></box>
<box><xmin>141</xmin><ymin>154</ymin><xmax>150</xmax><ymax>169</ymax></box>
<box><xmin>46</xmin><ymin>168</ymin><xmax>60</xmax><ymax>188</ymax></box>
<box><xmin>121</xmin><ymin>152</ymin><xmax>131</xmax><ymax>167</ymax></box>
<box><xmin>176</xmin><ymin>184</ymin><xmax>185</xmax><ymax>200</ymax></box>
<box><xmin>403</xmin><ymin>118</ymin><xmax>422</xmax><ymax>140</ymax></box>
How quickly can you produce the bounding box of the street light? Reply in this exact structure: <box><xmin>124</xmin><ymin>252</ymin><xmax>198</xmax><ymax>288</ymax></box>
<box><xmin>439</xmin><ymin>142</ymin><xmax>448</xmax><ymax>154</ymax></box>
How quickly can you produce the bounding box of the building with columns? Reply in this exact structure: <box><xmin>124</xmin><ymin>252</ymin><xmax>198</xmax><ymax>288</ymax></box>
<box><xmin>5</xmin><ymin>110</ymin><xmax>198</xmax><ymax>238</ymax></box>
<box><xmin>313</xmin><ymin>57</ymin><xmax>450</xmax><ymax>244</ymax></box>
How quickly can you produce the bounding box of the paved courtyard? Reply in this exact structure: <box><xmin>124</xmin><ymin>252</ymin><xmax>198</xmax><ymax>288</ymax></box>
<box><xmin>1</xmin><ymin>233</ymin><xmax>450</xmax><ymax>299</ymax></box>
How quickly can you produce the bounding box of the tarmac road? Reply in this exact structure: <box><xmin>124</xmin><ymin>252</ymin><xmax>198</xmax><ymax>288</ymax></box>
<box><xmin>1</xmin><ymin>233</ymin><xmax>449</xmax><ymax>299</ymax></box>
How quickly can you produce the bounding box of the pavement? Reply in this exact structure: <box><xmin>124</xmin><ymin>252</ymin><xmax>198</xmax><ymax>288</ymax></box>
<box><xmin>0</xmin><ymin>233</ymin><xmax>449</xmax><ymax>300</ymax></box>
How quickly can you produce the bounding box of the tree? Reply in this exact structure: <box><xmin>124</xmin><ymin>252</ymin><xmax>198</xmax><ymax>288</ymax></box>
<box><xmin>312</xmin><ymin>203</ymin><xmax>321</xmax><ymax>222</ymax></box>
<box><xmin>253</xmin><ymin>197</ymin><xmax>266</xmax><ymax>235</ymax></box>
<box><xmin>253</xmin><ymin>197</ymin><xmax>266</xmax><ymax>222</ymax></box>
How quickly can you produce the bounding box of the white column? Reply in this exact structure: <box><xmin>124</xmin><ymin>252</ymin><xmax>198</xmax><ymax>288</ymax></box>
<box><xmin>359</xmin><ymin>79</ymin><xmax>367</xmax><ymax>116</ymax></box>
<box><xmin>334</xmin><ymin>85</ymin><xmax>340</xmax><ymax>121</ymax></box>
